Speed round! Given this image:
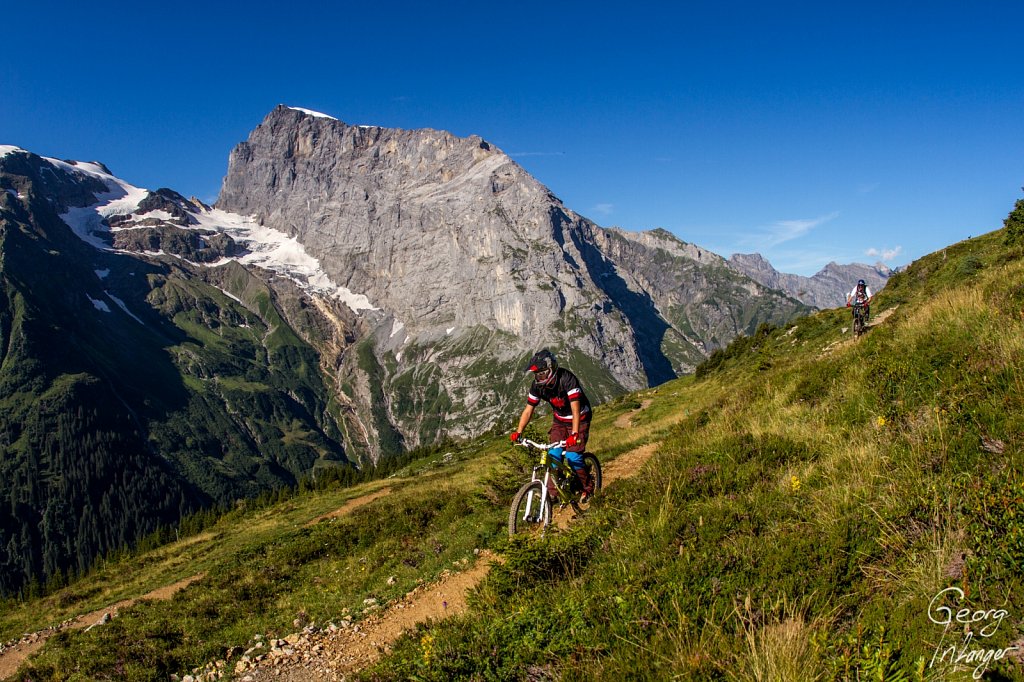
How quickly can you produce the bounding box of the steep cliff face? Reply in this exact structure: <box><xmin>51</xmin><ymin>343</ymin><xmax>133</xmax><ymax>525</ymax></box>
<box><xmin>595</xmin><ymin>229</ymin><xmax>813</xmax><ymax>353</ymax></box>
<box><xmin>217</xmin><ymin>106</ymin><xmax>644</xmax><ymax>374</ymax></box>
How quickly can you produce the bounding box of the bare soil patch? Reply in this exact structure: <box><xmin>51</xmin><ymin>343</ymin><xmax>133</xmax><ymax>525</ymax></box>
<box><xmin>306</xmin><ymin>487</ymin><xmax>392</xmax><ymax>526</ymax></box>
<box><xmin>613</xmin><ymin>399</ymin><xmax>654</xmax><ymax>429</ymax></box>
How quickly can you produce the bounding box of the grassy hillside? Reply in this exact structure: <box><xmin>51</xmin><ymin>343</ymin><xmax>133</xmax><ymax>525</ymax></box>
<box><xmin>4</xmin><ymin>223</ymin><xmax>1024</xmax><ymax>680</ymax></box>
<box><xmin>366</xmin><ymin>225</ymin><xmax>1022</xmax><ymax>681</ymax></box>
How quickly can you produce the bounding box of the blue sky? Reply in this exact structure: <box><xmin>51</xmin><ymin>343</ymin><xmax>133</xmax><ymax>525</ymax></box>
<box><xmin>4</xmin><ymin>1</ymin><xmax>1022</xmax><ymax>275</ymax></box>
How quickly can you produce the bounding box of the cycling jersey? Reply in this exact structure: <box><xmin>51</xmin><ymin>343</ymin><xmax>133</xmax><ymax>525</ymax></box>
<box><xmin>848</xmin><ymin>285</ymin><xmax>873</xmax><ymax>303</ymax></box>
<box><xmin>526</xmin><ymin>368</ymin><xmax>592</xmax><ymax>424</ymax></box>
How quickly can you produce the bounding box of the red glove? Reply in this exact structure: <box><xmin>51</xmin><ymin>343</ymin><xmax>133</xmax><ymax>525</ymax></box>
<box><xmin>566</xmin><ymin>432</ymin><xmax>579</xmax><ymax>447</ymax></box>
<box><xmin>510</xmin><ymin>431</ymin><xmax>522</xmax><ymax>443</ymax></box>
<box><xmin>846</xmin><ymin>301</ymin><xmax>851</xmax><ymax>307</ymax></box>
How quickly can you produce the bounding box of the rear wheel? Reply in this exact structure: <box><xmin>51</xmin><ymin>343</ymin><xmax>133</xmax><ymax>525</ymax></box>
<box><xmin>583</xmin><ymin>453</ymin><xmax>602</xmax><ymax>494</ymax></box>
<box><xmin>574</xmin><ymin>453</ymin><xmax>602</xmax><ymax>512</ymax></box>
<box><xmin>508</xmin><ymin>481</ymin><xmax>550</xmax><ymax>537</ymax></box>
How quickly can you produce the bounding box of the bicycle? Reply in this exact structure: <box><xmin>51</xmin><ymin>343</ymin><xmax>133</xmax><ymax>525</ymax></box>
<box><xmin>508</xmin><ymin>438</ymin><xmax>602</xmax><ymax>538</ymax></box>
<box><xmin>851</xmin><ymin>301</ymin><xmax>868</xmax><ymax>337</ymax></box>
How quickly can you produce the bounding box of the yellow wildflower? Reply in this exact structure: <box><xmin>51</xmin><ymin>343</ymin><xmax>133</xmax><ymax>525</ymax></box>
<box><xmin>421</xmin><ymin>633</ymin><xmax>435</xmax><ymax>665</ymax></box>
<box><xmin>876</xmin><ymin>416</ymin><xmax>886</xmax><ymax>428</ymax></box>
<box><xmin>790</xmin><ymin>475</ymin><xmax>801</xmax><ymax>492</ymax></box>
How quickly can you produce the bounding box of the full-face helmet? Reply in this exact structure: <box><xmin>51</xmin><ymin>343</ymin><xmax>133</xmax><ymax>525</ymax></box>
<box><xmin>526</xmin><ymin>349</ymin><xmax>558</xmax><ymax>386</ymax></box>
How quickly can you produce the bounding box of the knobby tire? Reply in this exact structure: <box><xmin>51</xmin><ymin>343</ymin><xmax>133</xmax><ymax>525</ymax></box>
<box><xmin>508</xmin><ymin>480</ymin><xmax>550</xmax><ymax>537</ymax></box>
<box><xmin>583</xmin><ymin>453</ymin><xmax>602</xmax><ymax>493</ymax></box>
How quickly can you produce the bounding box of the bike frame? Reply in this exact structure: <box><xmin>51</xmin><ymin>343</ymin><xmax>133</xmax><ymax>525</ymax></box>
<box><xmin>516</xmin><ymin>438</ymin><xmax>576</xmax><ymax>525</ymax></box>
<box><xmin>852</xmin><ymin>302</ymin><xmax>868</xmax><ymax>334</ymax></box>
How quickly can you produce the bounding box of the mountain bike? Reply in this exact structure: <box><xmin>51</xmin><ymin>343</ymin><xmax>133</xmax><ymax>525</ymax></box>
<box><xmin>852</xmin><ymin>302</ymin><xmax>868</xmax><ymax>337</ymax></box>
<box><xmin>508</xmin><ymin>439</ymin><xmax>602</xmax><ymax>537</ymax></box>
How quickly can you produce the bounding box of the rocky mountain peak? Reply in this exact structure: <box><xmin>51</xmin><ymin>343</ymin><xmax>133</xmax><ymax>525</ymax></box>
<box><xmin>217</xmin><ymin>106</ymin><xmax>556</xmax><ymax>335</ymax></box>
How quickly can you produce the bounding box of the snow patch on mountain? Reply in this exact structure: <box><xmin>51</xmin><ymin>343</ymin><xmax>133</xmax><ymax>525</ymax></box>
<box><xmin>46</xmin><ymin>157</ymin><xmax>377</xmax><ymax>313</ymax></box>
<box><xmin>191</xmin><ymin>209</ymin><xmax>377</xmax><ymax>311</ymax></box>
<box><xmin>50</xmin><ymin>157</ymin><xmax>149</xmax><ymax>249</ymax></box>
<box><xmin>286</xmin><ymin>106</ymin><xmax>337</xmax><ymax>121</ymax></box>
<box><xmin>87</xmin><ymin>294</ymin><xmax>111</xmax><ymax>313</ymax></box>
<box><xmin>106</xmin><ymin>292</ymin><xmax>145</xmax><ymax>325</ymax></box>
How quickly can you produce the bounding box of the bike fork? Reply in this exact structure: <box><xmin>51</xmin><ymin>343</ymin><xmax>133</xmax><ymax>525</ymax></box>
<box><xmin>523</xmin><ymin>472</ymin><xmax>550</xmax><ymax>524</ymax></box>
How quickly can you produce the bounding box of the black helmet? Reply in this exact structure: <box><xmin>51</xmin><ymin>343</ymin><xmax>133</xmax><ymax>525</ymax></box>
<box><xmin>857</xmin><ymin>279</ymin><xmax>866</xmax><ymax>287</ymax></box>
<box><xmin>525</xmin><ymin>349</ymin><xmax>558</xmax><ymax>385</ymax></box>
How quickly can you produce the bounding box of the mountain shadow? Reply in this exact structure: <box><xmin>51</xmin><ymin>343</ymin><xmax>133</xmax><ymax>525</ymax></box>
<box><xmin>564</xmin><ymin>218</ymin><xmax>677</xmax><ymax>386</ymax></box>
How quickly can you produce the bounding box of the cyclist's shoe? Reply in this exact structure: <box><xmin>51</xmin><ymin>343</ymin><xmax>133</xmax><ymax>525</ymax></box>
<box><xmin>579</xmin><ymin>491</ymin><xmax>590</xmax><ymax>505</ymax></box>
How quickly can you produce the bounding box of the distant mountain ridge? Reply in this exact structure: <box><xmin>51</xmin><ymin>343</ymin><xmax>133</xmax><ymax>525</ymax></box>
<box><xmin>727</xmin><ymin>252</ymin><xmax>892</xmax><ymax>309</ymax></box>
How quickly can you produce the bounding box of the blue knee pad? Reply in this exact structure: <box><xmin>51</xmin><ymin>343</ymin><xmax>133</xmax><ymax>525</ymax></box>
<box><xmin>550</xmin><ymin>447</ymin><xmax>585</xmax><ymax>469</ymax></box>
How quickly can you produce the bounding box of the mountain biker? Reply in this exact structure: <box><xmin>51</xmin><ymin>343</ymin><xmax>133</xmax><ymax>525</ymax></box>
<box><xmin>511</xmin><ymin>349</ymin><xmax>595</xmax><ymax>503</ymax></box>
<box><xmin>846</xmin><ymin>278</ymin><xmax>873</xmax><ymax>321</ymax></box>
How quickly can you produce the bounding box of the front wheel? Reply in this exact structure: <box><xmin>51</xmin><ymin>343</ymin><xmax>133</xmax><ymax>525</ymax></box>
<box><xmin>852</xmin><ymin>309</ymin><xmax>865</xmax><ymax>337</ymax></box>
<box><xmin>509</xmin><ymin>481</ymin><xmax>550</xmax><ymax>537</ymax></box>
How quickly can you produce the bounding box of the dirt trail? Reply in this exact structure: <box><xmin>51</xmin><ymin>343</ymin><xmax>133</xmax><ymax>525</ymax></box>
<box><xmin>868</xmin><ymin>305</ymin><xmax>898</xmax><ymax>327</ymax></box>
<box><xmin>241</xmin><ymin>438</ymin><xmax>661</xmax><ymax>681</ymax></box>
<box><xmin>613</xmin><ymin>399</ymin><xmax>653</xmax><ymax>429</ymax></box>
<box><xmin>307</xmin><ymin>487</ymin><xmax>392</xmax><ymax>526</ymax></box>
<box><xmin>0</xmin><ymin>573</ymin><xmax>205</xmax><ymax>680</ymax></box>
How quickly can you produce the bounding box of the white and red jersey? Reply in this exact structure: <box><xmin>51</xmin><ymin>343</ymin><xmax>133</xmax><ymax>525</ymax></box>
<box><xmin>848</xmin><ymin>285</ymin><xmax>873</xmax><ymax>304</ymax></box>
<box><xmin>526</xmin><ymin>368</ymin><xmax>592</xmax><ymax>424</ymax></box>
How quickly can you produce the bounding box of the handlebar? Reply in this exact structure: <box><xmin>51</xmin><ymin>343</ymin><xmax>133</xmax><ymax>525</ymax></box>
<box><xmin>515</xmin><ymin>438</ymin><xmax>566</xmax><ymax>450</ymax></box>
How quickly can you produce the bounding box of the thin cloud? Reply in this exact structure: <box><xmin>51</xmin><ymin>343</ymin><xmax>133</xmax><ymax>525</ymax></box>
<box><xmin>866</xmin><ymin>246</ymin><xmax>903</xmax><ymax>261</ymax></box>
<box><xmin>593</xmin><ymin>203</ymin><xmax>614</xmax><ymax>215</ymax></box>
<box><xmin>508</xmin><ymin>151</ymin><xmax>565</xmax><ymax>158</ymax></box>
<box><xmin>741</xmin><ymin>211</ymin><xmax>841</xmax><ymax>249</ymax></box>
